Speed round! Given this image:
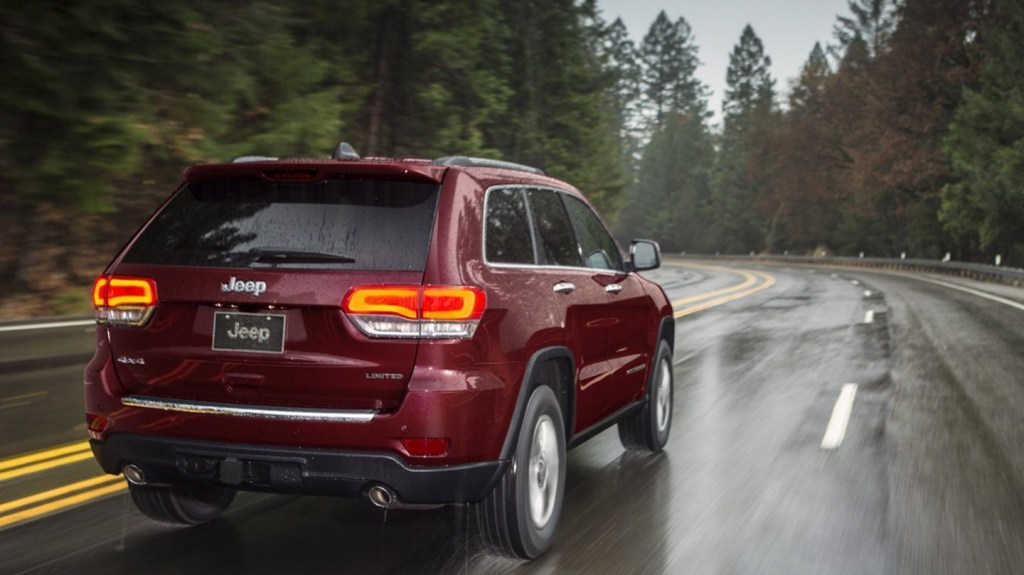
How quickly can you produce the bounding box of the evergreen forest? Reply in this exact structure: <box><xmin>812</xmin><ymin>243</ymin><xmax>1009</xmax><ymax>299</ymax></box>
<box><xmin>0</xmin><ymin>0</ymin><xmax>1021</xmax><ymax>316</ymax></box>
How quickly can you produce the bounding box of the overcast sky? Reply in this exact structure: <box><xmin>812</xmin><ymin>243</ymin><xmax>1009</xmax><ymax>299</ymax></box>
<box><xmin>598</xmin><ymin>0</ymin><xmax>850</xmax><ymax>125</ymax></box>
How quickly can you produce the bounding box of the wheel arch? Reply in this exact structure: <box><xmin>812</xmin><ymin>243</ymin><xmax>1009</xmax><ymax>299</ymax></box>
<box><xmin>645</xmin><ymin>316</ymin><xmax>675</xmax><ymax>401</ymax></box>
<box><xmin>499</xmin><ymin>346</ymin><xmax>575</xmax><ymax>461</ymax></box>
<box><xmin>658</xmin><ymin>314</ymin><xmax>675</xmax><ymax>356</ymax></box>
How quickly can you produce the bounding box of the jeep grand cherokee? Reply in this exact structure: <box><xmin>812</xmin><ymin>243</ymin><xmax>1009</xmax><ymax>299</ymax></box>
<box><xmin>85</xmin><ymin>144</ymin><xmax>675</xmax><ymax>559</ymax></box>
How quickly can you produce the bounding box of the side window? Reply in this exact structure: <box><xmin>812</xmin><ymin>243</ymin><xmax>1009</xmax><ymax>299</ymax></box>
<box><xmin>527</xmin><ymin>189</ymin><xmax>581</xmax><ymax>267</ymax></box>
<box><xmin>485</xmin><ymin>188</ymin><xmax>535</xmax><ymax>264</ymax></box>
<box><xmin>562</xmin><ymin>195</ymin><xmax>624</xmax><ymax>271</ymax></box>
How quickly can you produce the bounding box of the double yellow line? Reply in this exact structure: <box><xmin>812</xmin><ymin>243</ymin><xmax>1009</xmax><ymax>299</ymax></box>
<box><xmin>669</xmin><ymin>263</ymin><xmax>776</xmax><ymax>318</ymax></box>
<box><xmin>0</xmin><ymin>441</ymin><xmax>125</xmax><ymax>529</ymax></box>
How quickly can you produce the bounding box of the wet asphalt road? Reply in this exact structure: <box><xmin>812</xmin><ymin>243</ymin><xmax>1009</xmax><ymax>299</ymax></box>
<box><xmin>2</xmin><ymin>261</ymin><xmax>1024</xmax><ymax>574</ymax></box>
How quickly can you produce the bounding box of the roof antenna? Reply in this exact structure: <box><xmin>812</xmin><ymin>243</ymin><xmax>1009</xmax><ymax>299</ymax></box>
<box><xmin>332</xmin><ymin>142</ymin><xmax>360</xmax><ymax>160</ymax></box>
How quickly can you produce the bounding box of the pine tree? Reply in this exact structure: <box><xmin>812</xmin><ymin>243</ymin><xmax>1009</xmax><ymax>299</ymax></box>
<box><xmin>789</xmin><ymin>43</ymin><xmax>831</xmax><ymax>115</ymax></box>
<box><xmin>490</xmin><ymin>0</ymin><xmax>627</xmax><ymax>214</ymax></box>
<box><xmin>763</xmin><ymin>43</ymin><xmax>839</xmax><ymax>252</ymax></box>
<box><xmin>617</xmin><ymin>11</ymin><xmax>712</xmax><ymax>250</ymax></box>
<box><xmin>638</xmin><ymin>11</ymin><xmax>707</xmax><ymax>133</ymax></box>
<box><xmin>616</xmin><ymin>112</ymin><xmax>714</xmax><ymax>252</ymax></box>
<box><xmin>601</xmin><ymin>17</ymin><xmax>644</xmax><ymax>162</ymax></box>
<box><xmin>941</xmin><ymin>0</ymin><xmax>1023</xmax><ymax>263</ymax></box>
<box><xmin>832</xmin><ymin>0</ymin><xmax>899</xmax><ymax>59</ymax></box>
<box><xmin>723</xmin><ymin>25</ymin><xmax>775</xmax><ymax>124</ymax></box>
<box><xmin>713</xmin><ymin>25</ymin><xmax>777</xmax><ymax>253</ymax></box>
<box><xmin>839</xmin><ymin>0</ymin><xmax>982</xmax><ymax>258</ymax></box>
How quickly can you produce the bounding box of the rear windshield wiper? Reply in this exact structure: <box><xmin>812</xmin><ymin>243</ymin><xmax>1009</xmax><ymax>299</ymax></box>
<box><xmin>248</xmin><ymin>247</ymin><xmax>356</xmax><ymax>264</ymax></box>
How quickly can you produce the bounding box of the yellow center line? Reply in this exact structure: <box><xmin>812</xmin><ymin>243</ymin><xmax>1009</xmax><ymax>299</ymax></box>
<box><xmin>665</xmin><ymin>262</ymin><xmax>776</xmax><ymax>318</ymax></box>
<box><xmin>670</xmin><ymin>269</ymin><xmax>758</xmax><ymax>306</ymax></box>
<box><xmin>674</xmin><ymin>271</ymin><xmax>776</xmax><ymax>318</ymax></box>
<box><xmin>0</xmin><ymin>474</ymin><xmax>123</xmax><ymax>515</ymax></box>
<box><xmin>0</xmin><ymin>451</ymin><xmax>95</xmax><ymax>483</ymax></box>
<box><xmin>0</xmin><ymin>481</ymin><xmax>127</xmax><ymax>530</ymax></box>
<box><xmin>0</xmin><ymin>441</ymin><xmax>91</xmax><ymax>473</ymax></box>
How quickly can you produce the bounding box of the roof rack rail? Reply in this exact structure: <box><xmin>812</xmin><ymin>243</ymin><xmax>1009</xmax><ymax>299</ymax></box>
<box><xmin>232</xmin><ymin>155</ymin><xmax>279</xmax><ymax>163</ymax></box>
<box><xmin>332</xmin><ymin>142</ymin><xmax>360</xmax><ymax>160</ymax></box>
<box><xmin>432</xmin><ymin>156</ymin><xmax>544</xmax><ymax>175</ymax></box>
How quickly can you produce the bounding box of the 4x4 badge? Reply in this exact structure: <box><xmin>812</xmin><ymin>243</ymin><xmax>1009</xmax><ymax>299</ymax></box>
<box><xmin>222</xmin><ymin>276</ymin><xmax>267</xmax><ymax>296</ymax></box>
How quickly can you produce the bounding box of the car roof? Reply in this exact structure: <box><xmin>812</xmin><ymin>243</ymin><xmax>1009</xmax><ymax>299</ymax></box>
<box><xmin>182</xmin><ymin>156</ymin><xmax>576</xmax><ymax>192</ymax></box>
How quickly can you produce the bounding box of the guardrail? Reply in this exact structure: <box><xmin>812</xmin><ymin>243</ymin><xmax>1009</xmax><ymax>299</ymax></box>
<box><xmin>671</xmin><ymin>254</ymin><xmax>1024</xmax><ymax>288</ymax></box>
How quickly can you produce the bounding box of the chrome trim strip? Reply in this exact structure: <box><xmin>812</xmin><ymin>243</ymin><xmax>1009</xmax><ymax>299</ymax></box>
<box><xmin>121</xmin><ymin>395</ymin><xmax>377</xmax><ymax>423</ymax></box>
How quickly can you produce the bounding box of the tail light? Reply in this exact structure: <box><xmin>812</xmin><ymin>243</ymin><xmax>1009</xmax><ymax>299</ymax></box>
<box><xmin>342</xmin><ymin>285</ymin><xmax>485</xmax><ymax>339</ymax></box>
<box><xmin>92</xmin><ymin>275</ymin><xmax>158</xmax><ymax>327</ymax></box>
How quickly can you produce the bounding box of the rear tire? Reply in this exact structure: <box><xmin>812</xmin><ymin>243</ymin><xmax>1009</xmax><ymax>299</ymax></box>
<box><xmin>618</xmin><ymin>340</ymin><xmax>673</xmax><ymax>452</ymax></box>
<box><xmin>128</xmin><ymin>481</ymin><xmax>236</xmax><ymax>525</ymax></box>
<box><xmin>476</xmin><ymin>385</ymin><xmax>566</xmax><ymax>559</ymax></box>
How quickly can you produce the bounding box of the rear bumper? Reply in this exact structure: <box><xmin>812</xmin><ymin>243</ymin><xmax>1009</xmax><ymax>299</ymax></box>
<box><xmin>91</xmin><ymin>433</ymin><xmax>506</xmax><ymax>504</ymax></box>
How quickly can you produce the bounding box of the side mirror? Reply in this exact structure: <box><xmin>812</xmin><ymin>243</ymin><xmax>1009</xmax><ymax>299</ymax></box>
<box><xmin>630</xmin><ymin>239</ymin><xmax>661</xmax><ymax>272</ymax></box>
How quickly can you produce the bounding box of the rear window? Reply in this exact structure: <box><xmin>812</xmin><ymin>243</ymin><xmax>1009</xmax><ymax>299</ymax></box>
<box><xmin>124</xmin><ymin>179</ymin><xmax>440</xmax><ymax>271</ymax></box>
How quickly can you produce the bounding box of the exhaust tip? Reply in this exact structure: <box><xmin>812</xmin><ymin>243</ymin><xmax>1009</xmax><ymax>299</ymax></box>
<box><xmin>368</xmin><ymin>485</ymin><xmax>393</xmax><ymax>509</ymax></box>
<box><xmin>123</xmin><ymin>464</ymin><xmax>146</xmax><ymax>485</ymax></box>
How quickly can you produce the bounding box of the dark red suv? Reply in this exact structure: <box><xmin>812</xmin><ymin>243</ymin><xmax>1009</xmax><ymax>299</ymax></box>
<box><xmin>85</xmin><ymin>145</ymin><xmax>674</xmax><ymax>559</ymax></box>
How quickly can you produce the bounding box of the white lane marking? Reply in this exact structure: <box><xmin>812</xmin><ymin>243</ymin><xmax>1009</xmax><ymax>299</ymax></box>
<box><xmin>863</xmin><ymin>290</ymin><xmax>872</xmax><ymax>298</ymax></box>
<box><xmin>821</xmin><ymin>384</ymin><xmax>858</xmax><ymax>450</ymax></box>
<box><xmin>910</xmin><ymin>276</ymin><xmax>1024</xmax><ymax>313</ymax></box>
<box><xmin>0</xmin><ymin>320</ymin><xmax>94</xmax><ymax>333</ymax></box>
<box><xmin>864</xmin><ymin>310</ymin><xmax>875</xmax><ymax>324</ymax></box>
<box><xmin>851</xmin><ymin>280</ymin><xmax>860</xmax><ymax>286</ymax></box>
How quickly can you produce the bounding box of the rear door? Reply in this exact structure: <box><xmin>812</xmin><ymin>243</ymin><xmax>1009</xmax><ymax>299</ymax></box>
<box><xmin>560</xmin><ymin>194</ymin><xmax>652</xmax><ymax>412</ymax></box>
<box><xmin>106</xmin><ymin>176</ymin><xmax>440</xmax><ymax>411</ymax></box>
<box><xmin>523</xmin><ymin>189</ymin><xmax>615</xmax><ymax>431</ymax></box>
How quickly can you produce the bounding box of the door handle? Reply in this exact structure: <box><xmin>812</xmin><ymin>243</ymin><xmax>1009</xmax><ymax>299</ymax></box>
<box><xmin>605</xmin><ymin>283</ymin><xmax>623</xmax><ymax>294</ymax></box>
<box><xmin>553</xmin><ymin>282</ymin><xmax>576</xmax><ymax>294</ymax></box>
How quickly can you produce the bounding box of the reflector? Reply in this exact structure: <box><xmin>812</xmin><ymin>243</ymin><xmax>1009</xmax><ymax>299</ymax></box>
<box><xmin>401</xmin><ymin>437</ymin><xmax>450</xmax><ymax>457</ymax></box>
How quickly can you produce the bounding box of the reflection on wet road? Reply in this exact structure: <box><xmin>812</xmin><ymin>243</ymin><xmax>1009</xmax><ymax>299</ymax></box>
<box><xmin>3</xmin><ymin>260</ymin><xmax>1024</xmax><ymax>573</ymax></box>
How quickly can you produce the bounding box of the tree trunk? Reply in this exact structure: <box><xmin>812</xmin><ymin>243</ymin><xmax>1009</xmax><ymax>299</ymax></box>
<box><xmin>365</xmin><ymin>13</ymin><xmax>392</xmax><ymax>156</ymax></box>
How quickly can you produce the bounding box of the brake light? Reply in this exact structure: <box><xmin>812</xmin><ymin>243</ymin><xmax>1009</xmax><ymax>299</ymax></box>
<box><xmin>421</xmin><ymin>287</ymin><xmax>485</xmax><ymax>320</ymax></box>
<box><xmin>342</xmin><ymin>285</ymin><xmax>486</xmax><ymax>339</ymax></box>
<box><xmin>92</xmin><ymin>275</ymin><xmax>158</xmax><ymax>327</ymax></box>
<box><xmin>343</xmin><ymin>287</ymin><xmax>419</xmax><ymax>319</ymax></box>
<box><xmin>263</xmin><ymin>169</ymin><xmax>317</xmax><ymax>181</ymax></box>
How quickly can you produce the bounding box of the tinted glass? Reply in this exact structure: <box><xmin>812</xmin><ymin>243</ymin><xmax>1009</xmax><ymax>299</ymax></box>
<box><xmin>124</xmin><ymin>179</ymin><xmax>439</xmax><ymax>271</ymax></box>
<box><xmin>527</xmin><ymin>189</ymin><xmax>580</xmax><ymax>267</ymax></box>
<box><xmin>563</xmin><ymin>195</ymin><xmax>623</xmax><ymax>271</ymax></box>
<box><xmin>485</xmin><ymin>188</ymin><xmax>535</xmax><ymax>264</ymax></box>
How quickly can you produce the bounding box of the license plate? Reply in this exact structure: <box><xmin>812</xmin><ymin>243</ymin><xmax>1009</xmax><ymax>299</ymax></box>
<box><xmin>213</xmin><ymin>312</ymin><xmax>286</xmax><ymax>354</ymax></box>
